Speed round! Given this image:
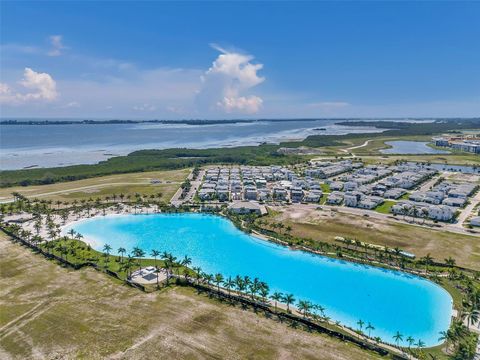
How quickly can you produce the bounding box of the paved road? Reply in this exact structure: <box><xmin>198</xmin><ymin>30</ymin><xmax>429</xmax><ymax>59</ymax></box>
<box><xmin>170</xmin><ymin>169</ymin><xmax>204</xmax><ymax>206</ymax></box>
<box><xmin>418</xmin><ymin>175</ymin><xmax>441</xmax><ymax>192</ymax></box>
<box><xmin>454</xmin><ymin>190</ymin><xmax>480</xmax><ymax>228</ymax></box>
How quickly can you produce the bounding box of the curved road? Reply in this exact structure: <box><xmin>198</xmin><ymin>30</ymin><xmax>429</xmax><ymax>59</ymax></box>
<box><xmin>339</xmin><ymin>140</ymin><xmax>371</xmax><ymax>157</ymax></box>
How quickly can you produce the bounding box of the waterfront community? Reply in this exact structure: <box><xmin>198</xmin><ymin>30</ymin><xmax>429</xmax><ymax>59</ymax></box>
<box><xmin>1</xmin><ymin>120</ymin><xmax>480</xmax><ymax>359</ymax></box>
<box><xmin>2</xmin><ymin>1</ymin><xmax>480</xmax><ymax>359</ymax></box>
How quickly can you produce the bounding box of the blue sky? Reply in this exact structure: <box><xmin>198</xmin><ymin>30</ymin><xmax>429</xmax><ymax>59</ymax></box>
<box><xmin>1</xmin><ymin>1</ymin><xmax>479</xmax><ymax>118</ymax></box>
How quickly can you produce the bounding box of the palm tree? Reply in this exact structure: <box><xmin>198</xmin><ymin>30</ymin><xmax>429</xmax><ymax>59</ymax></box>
<box><xmin>270</xmin><ymin>292</ymin><xmax>283</xmax><ymax>311</ymax></box>
<box><xmin>402</xmin><ymin>204</ymin><xmax>410</xmax><ymax>221</ymax></box>
<box><xmin>438</xmin><ymin>329</ymin><xmax>456</xmax><ymax>353</ymax></box>
<box><xmin>249</xmin><ymin>277</ymin><xmax>261</xmax><ymax>300</ymax></box>
<box><xmin>406</xmin><ymin>336</ymin><xmax>415</xmax><ymax>349</ymax></box>
<box><xmin>103</xmin><ymin>244</ymin><xmax>112</xmax><ymax>256</ymax></box>
<box><xmin>357</xmin><ymin>319</ymin><xmax>365</xmax><ymax>334</ymax></box>
<box><xmin>61</xmin><ymin>245</ymin><xmax>69</xmax><ymax>261</ymax></box>
<box><xmin>163</xmin><ymin>258</ymin><xmax>173</xmax><ymax>284</ymax></box>
<box><xmin>421</xmin><ymin>253</ymin><xmax>433</xmax><ymax>274</ymax></box>
<box><xmin>282</xmin><ymin>293</ymin><xmax>295</xmax><ymax>312</ymax></box>
<box><xmin>259</xmin><ymin>285</ymin><xmax>269</xmax><ymax>303</ymax></box>
<box><xmin>366</xmin><ymin>322</ymin><xmax>375</xmax><ymax>338</ymax></box>
<box><xmin>193</xmin><ymin>266</ymin><xmax>202</xmax><ymax>285</ymax></box>
<box><xmin>34</xmin><ymin>220</ymin><xmax>42</xmax><ymax>235</ymax></box>
<box><xmin>421</xmin><ymin>207</ymin><xmax>429</xmax><ymax>225</ymax></box>
<box><xmin>297</xmin><ymin>300</ymin><xmax>311</xmax><ymax>318</ymax></box>
<box><xmin>168</xmin><ymin>254</ymin><xmax>179</xmax><ymax>275</ymax></box>
<box><xmin>223</xmin><ymin>276</ymin><xmax>235</xmax><ymax>296</ymax></box>
<box><xmin>463</xmin><ymin>308</ymin><xmax>479</xmax><ymax>329</ymax></box>
<box><xmin>234</xmin><ymin>275</ymin><xmax>246</xmax><ymax>294</ymax></box>
<box><xmin>181</xmin><ymin>255</ymin><xmax>192</xmax><ymax>270</ymax></box>
<box><xmin>444</xmin><ymin>256</ymin><xmax>455</xmax><ymax>267</ymax></box>
<box><xmin>122</xmin><ymin>256</ymin><xmax>134</xmax><ymax>278</ymax></box>
<box><xmin>214</xmin><ymin>273</ymin><xmax>224</xmax><ymax>293</ymax></box>
<box><xmin>415</xmin><ymin>339</ymin><xmax>425</xmax><ymax>348</ymax></box>
<box><xmin>393</xmin><ymin>331</ymin><xmax>403</xmax><ymax>347</ymax></box>
<box><xmin>117</xmin><ymin>247</ymin><xmax>126</xmax><ymax>263</ymax></box>
<box><xmin>48</xmin><ymin>229</ymin><xmax>59</xmax><ymax>240</ymax></box>
<box><xmin>203</xmin><ymin>273</ymin><xmax>213</xmax><ymax>286</ymax></box>
<box><xmin>150</xmin><ymin>249</ymin><xmax>161</xmax><ymax>268</ymax></box>
<box><xmin>161</xmin><ymin>251</ymin><xmax>170</xmax><ymax>261</ymax></box>
<box><xmin>132</xmin><ymin>247</ymin><xmax>145</xmax><ymax>269</ymax></box>
<box><xmin>314</xmin><ymin>304</ymin><xmax>326</xmax><ymax>318</ymax></box>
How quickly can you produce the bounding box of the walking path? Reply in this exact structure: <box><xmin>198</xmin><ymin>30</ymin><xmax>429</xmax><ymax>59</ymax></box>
<box><xmin>339</xmin><ymin>140</ymin><xmax>371</xmax><ymax>157</ymax></box>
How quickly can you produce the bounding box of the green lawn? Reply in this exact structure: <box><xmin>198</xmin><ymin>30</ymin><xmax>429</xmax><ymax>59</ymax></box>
<box><xmin>321</xmin><ymin>183</ymin><xmax>331</xmax><ymax>192</ymax></box>
<box><xmin>374</xmin><ymin>200</ymin><xmax>396</xmax><ymax>214</ymax></box>
<box><xmin>319</xmin><ymin>194</ymin><xmax>328</xmax><ymax>205</ymax></box>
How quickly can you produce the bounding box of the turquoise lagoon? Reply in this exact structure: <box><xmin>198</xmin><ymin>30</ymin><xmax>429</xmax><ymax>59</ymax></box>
<box><xmin>65</xmin><ymin>213</ymin><xmax>452</xmax><ymax>347</ymax></box>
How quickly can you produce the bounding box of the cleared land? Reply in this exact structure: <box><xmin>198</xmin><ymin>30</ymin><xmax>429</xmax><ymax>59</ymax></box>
<box><xmin>0</xmin><ymin>233</ymin><xmax>383</xmax><ymax>360</ymax></box>
<box><xmin>264</xmin><ymin>206</ymin><xmax>480</xmax><ymax>270</ymax></box>
<box><xmin>0</xmin><ymin>169</ymin><xmax>190</xmax><ymax>203</ymax></box>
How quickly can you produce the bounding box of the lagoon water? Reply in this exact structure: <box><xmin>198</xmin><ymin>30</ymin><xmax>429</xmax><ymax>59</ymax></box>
<box><xmin>381</xmin><ymin>141</ymin><xmax>449</xmax><ymax>155</ymax></box>
<box><xmin>65</xmin><ymin>213</ymin><xmax>452</xmax><ymax>347</ymax></box>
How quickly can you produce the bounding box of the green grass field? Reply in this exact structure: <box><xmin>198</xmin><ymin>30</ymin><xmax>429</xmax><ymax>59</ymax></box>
<box><xmin>374</xmin><ymin>200</ymin><xmax>396</xmax><ymax>214</ymax></box>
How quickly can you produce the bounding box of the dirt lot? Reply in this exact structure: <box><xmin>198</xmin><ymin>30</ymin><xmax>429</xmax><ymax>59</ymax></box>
<box><xmin>264</xmin><ymin>206</ymin><xmax>480</xmax><ymax>271</ymax></box>
<box><xmin>0</xmin><ymin>233</ymin><xmax>382</xmax><ymax>360</ymax></box>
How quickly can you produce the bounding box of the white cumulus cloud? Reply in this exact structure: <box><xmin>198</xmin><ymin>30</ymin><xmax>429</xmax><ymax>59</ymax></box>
<box><xmin>48</xmin><ymin>35</ymin><xmax>66</xmax><ymax>56</ymax></box>
<box><xmin>20</xmin><ymin>68</ymin><xmax>58</xmax><ymax>101</ymax></box>
<box><xmin>0</xmin><ymin>68</ymin><xmax>59</xmax><ymax>105</ymax></box>
<box><xmin>197</xmin><ymin>45</ymin><xmax>265</xmax><ymax>114</ymax></box>
<box><xmin>218</xmin><ymin>95</ymin><xmax>263</xmax><ymax>114</ymax></box>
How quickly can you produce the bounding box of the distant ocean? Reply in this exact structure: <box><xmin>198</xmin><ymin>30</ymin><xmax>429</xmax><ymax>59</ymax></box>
<box><xmin>0</xmin><ymin>119</ymin><xmax>386</xmax><ymax>170</ymax></box>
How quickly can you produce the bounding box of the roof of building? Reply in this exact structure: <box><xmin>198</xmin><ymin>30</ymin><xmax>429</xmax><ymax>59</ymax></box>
<box><xmin>227</xmin><ymin>201</ymin><xmax>267</xmax><ymax>214</ymax></box>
